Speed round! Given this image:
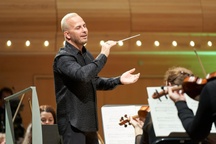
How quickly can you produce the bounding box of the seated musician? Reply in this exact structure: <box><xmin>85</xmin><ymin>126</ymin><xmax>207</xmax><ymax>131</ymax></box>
<box><xmin>168</xmin><ymin>73</ymin><xmax>216</xmax><ymax>143</ymax></box>
<box><xmin>129</xmin><ymin>66</ymin><xmax>209</xmax><ymax>144</ymax></box>
<box><xmin>129</xmin><ymin>106</ymin><xmax>149</xmax><ymax>144</ymax></box>
<box><xmin>22</xmin><ymin>105</ymin><xmax>61</xmax><ymax>144</ymax></box>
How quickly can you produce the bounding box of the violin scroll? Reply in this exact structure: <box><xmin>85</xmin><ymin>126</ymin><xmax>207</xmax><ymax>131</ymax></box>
<box><xmin>119</xmin><ymin>106</ymin><xmax>150</xmax><ymax>127</ymax></box>
<box><xmin>119</xmin><ymin>114</ymin><xmax>137</xmax><ymax>127</ymax></box>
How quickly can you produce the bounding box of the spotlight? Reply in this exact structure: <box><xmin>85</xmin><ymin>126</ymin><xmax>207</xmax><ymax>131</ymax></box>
<box><xmin>6</xmin><ymin>40</ymin><xmax>12</xmax><ymax>47</ymax></box>
<box><xmin>100</xmin><ymin>40</ymin><xmax>105</xmax><ymax>46</ymax></box>
<box><xmin>154</xmin><ymin>41</ymin><xmax>160</xmax><ymax>47</ymax></box>
<box><xmin>136</xmin><ymin>40</ymin><xmax>142</xmax><ymax>46</ymax></box>
<box><xmin>207</xmin><ymin>41</ymin><xmax>212</xmax><ymax>47</ymax></box>
<box><xmin>118</xmin><ymin>41</ymin><xmax>123</xmax><ymax>46</ymax></box>
<box><xmin>44</xmin><ymin>40</ymin><xmax>49</xmax><ymax>47</ymax></box>
<box><xmin>25</xmin><ymin>40</ymin><xmax>30</xmax><ymax>47</ymax></box>
<box><xmin>190</xmin><ymin>41</ymin><xmax>195</xmax><ymax>47</ymax></box>
<box><xmin>172</xmin><ymin>41</ymin><xmax>177</xmax><ymax>47</ymax></box>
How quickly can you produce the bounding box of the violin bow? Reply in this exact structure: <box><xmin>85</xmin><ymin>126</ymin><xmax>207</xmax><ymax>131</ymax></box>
<box><xmin>194</xmin><ymin>48</ymin><xmax>206</xmax><ymax>77</ymax></box>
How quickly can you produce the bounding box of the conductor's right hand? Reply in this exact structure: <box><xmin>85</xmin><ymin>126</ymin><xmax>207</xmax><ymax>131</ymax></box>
<box><xmin>100</xmin><ymin>40</ymin><xmax>117</xmax><ymax>57</ymax></box>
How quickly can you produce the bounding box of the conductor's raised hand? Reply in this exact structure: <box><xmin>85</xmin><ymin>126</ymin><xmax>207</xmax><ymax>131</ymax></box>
<box><xmin>100</xmin><ymin>40</ymin><xmax>117</xmax><ymax>57</ymax></box>
<box><xmin>120</xmin><ymin>68</ymin><xmax>140</xmax><ymax>85</ymax></box>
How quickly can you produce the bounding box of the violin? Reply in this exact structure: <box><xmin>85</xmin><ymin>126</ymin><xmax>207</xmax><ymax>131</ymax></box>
<box><xmin>152</xmin><ymin>71</ymin><xmax>216</xmax><ymax>100</ymax></box>
<box><xmin>119</xmin><ymin>105</ymin><xmax>150</xmax><ymax>127</ymax></box>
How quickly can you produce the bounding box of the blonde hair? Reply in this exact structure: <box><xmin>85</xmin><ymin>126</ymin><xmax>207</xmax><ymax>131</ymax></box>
<box><xmin>164</xmin><ymin>66</ymin><xmax>193</xmax><ymax>86</ymax></box>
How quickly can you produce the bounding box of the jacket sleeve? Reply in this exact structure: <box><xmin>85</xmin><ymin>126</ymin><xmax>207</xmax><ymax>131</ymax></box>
<box><xmin>135</xmin><ymin>134</ymin><xmax>142</xmax><ymax>144</ymax></box>
<box><xmin>95</xmin><ymin>76</ymin><xmax>122</xmax><ymax>90</ymax></box>
<box><xmin>175</xmin><ymin>82</ymin><xmax>213</xmax><ymax>142</ymax></box>
<box><xmin>55</xmin><ymin>53</ymin><xmax>107</xmax><ymax>83</ymax></box>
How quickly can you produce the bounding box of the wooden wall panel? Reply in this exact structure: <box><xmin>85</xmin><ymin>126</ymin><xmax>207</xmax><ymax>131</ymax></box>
<box><xmin>56</xmin><ymin>0</ymin><xmax>131</xmax><ymax>33</ymax></box>
<box><xmin>1</xmin><ymin>0</ymin><xmax>216</xmax><ymax>54</ymax></box>
<box><xmin>33</xmin><ymin>75</ymin><xmax>56</xmax><ymax>107</ymax></box>
<box><xmin>0</xmin><ymin>0</ymin><xmax>57</xmax><ymax>53</ymax></box>
<box><xmin>201</xmin><ymin>0</ymin><xmax>216</xmax><ymax>32</ymax></box>
<box><xmin>2</xmin><ymin>0</ymin><xmax>215</xmax><ymax>34</ymax></box>
<box><xmin>130</xmin><ymin>0</ymin><xmax>203</xmax><ymax>32</ymax></box>
<box><xmin>1</xmin><ymin>32</ymin><xmax>216</xmax><ymax>55</ymax></box>
<box><xmin>0</xmin><ymin>32</ymin><xmax>56</xmax><ymax>53</ymax></box>
<box><xmin>0</xmin><ymin>0</ymin><xmax>56</xmax><ymax>32</ymax></box>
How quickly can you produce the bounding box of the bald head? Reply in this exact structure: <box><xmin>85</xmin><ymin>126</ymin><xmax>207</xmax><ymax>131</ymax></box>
<box><xmin>61</xmin><ymin>13</ymin><xmax>79</xmax><ymax>32</ymax></box>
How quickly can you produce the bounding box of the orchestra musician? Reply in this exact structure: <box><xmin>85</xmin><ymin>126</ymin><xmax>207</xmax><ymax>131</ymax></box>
<box><xmin>129</xmin><ymin>66</ymin><xmax>202</xmax><ymax>144</ymax></box>
<box><xmin>168</xmin><ymin>73</ymin><xmax>216</xmax><ymax>143</ymax></box>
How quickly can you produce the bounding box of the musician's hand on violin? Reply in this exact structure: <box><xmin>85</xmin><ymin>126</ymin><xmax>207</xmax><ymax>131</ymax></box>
<box><xmin>129</xmin><ymin>116</ymin><xmax>144</xmax><ymax>128</ymax></box>
<box><xmin>129</xmin><ymin>116</ymin><xmax>143</xmax><ymax>136</ymax></box>
<box><xmin>168</xmin><ymin>86</ymin><xmax>186</xmax><ymax>103</ymax></box>
<box><xmin>120</xmin><ymin>68</ymin><xmax>140</xmax><ymax>84</ymax></box>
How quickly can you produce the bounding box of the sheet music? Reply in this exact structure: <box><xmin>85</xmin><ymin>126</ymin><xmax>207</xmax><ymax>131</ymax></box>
<box><xmin>101</xmin><ymin>105</ymin><xmax>144</xmax><ymax>144</ymax></box>
<box><xmin>147</xmin><ymin>86</ymin><xmax>216</xmax><ymax>137</ymax></box>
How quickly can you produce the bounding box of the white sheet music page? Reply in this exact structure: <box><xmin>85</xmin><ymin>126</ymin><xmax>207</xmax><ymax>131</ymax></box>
<box><xmin>147</xmin><ymin>86</ymin><xmax>216</xmax><ymax>137</ymax></box>
<box><xmin>147</xmin><ymin>86</ymin><xmax>185</xmax><ymax>137</ymax></box>
<box><xmin>101</xmin><ymin>105</ymin><xmax>144</xmax><ymax>144</ymax></box>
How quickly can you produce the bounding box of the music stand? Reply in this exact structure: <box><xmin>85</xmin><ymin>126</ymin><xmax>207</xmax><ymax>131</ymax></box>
<box><xmin>42</xmin><ymin>124</ymin><xmax>61</xmax><ymax>144</ymax></box>
<box><xmin>4</xmin><ymin>86</ymin><xmax>42</xmax><ymax>144</ymax></box>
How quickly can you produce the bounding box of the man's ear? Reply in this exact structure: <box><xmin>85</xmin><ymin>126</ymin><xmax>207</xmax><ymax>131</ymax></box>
<box><xmin>64</xmin><ymin>31</ymin><xmax>70</xmax><ymax>40</ymax></box>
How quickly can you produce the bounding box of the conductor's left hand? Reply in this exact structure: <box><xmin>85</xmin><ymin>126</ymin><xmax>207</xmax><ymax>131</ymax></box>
<box><xmin>120</xmin><ymin>68</ymin><xmax>140</xmax><ymax>84</ymax></box>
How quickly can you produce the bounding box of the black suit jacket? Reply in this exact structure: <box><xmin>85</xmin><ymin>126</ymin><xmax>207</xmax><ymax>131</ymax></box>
<box><xmin>53</xmin><ymin>42</ymin><xmax>121</xmax><ymax>134</ymax></box>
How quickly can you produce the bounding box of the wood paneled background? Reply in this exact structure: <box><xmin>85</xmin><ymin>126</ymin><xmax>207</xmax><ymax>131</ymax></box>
<box><xmin>0</xmin><ymin>0</ymin><xmax>216</xmax><ymax>140</ymax></box>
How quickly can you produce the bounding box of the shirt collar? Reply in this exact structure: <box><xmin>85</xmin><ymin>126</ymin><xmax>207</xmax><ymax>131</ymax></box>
<box><xmin>65</xmin><ymin>41</ymin><xmax>87</xmax><ymax>55</ymax></box>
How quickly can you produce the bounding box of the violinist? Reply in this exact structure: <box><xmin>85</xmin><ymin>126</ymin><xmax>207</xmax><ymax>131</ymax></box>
<box><xmin>129</xmin><ymin>113</ymin><xmax>145</xmax><ymax>144</ymax></box>
<box><xmin>168</xmin><ymin>73</ymin><xmax>216</xmax><ymax>143</ymax></box>
<box><xmin>130</xmin><ymin>66</ymin><xmax>194</xmax><ymax>144</ymax></box>
<box><xmin>128</xmin><ymin>106</ymin><xmax>150</xmax><ymax>144</ymax></box>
